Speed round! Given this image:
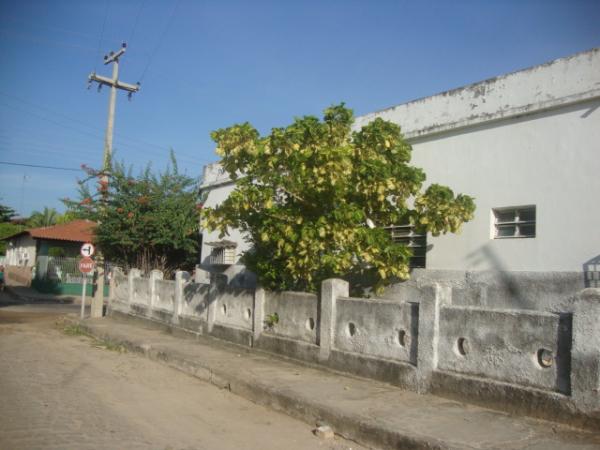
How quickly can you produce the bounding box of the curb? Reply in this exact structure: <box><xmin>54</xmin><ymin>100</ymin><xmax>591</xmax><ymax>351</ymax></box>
<box><xmin>75</xmin><ymin>318</ymin><xmax>448</xmax><ymax>450</ymax></box>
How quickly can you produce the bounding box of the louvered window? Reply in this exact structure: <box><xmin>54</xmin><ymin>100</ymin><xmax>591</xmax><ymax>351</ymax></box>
<box><xmin>493</xmin><ymin>206</ymin><xmax>536</xmax><ymax>238</ymax></box>
<box><xmin>387</xmin><ymin>225</ymin><xmax>427</xmax><ymax>268</ymax></box>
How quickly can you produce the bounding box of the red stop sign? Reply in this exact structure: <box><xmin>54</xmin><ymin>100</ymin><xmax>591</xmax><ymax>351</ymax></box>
<box><xmin>79</xmin><ymin>257</ymin><xmax>95</xmax><ymax>274</ymax></box>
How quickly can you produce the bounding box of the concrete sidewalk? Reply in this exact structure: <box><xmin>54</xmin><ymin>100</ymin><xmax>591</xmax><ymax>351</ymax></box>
<box><xmin>77</xmin><ymin>313</ymin><xmax>600</xmax><ymax>450</ymax></box>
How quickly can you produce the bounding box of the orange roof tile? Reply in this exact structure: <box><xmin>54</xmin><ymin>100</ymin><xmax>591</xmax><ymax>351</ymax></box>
<box><xmin>27</xmin><ymin>220</ymin><xmax>96</xmax><ymax>243</ymax></box>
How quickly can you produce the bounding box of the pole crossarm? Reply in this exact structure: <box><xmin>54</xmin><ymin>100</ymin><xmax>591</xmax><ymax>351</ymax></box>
<box><xmin>88</xmin><ymin>73</ymin><xmax>140</xmax><ymax>93</ymax></box>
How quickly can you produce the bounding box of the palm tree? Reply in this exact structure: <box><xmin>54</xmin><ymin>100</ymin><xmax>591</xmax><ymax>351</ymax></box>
<box><xmin>28</xmin><ymin>207</ymin><xmax>59</xmax><ymax>228</ymax></box>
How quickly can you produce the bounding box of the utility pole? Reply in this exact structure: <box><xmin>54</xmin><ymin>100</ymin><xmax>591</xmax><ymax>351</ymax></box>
<box><xmin>87</xmin><ymin>42</ymin><xmax>139</xmax><ymax>318</ymax></box>
<box><xmin>88</xmin><ymin>42</ymin><xmax>140</xmax><ymax>180</ymax></box>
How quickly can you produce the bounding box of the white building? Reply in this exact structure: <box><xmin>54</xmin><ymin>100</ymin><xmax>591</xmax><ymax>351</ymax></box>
<box><xmin>199</xmin><ymin>48</ymin><xmax>600</xmax><ymax>284</ymax></box>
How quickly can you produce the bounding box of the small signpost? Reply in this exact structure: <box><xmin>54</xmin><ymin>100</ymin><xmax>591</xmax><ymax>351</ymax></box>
<box><xmin>80</xmin><ymin>243</ymin><xmax>95</xmax><ymax>258</ymax></box>
<box><xmin>79</xmin><ymin>244</ymin><xmax>95</xmax><ymax>318</ymax></box>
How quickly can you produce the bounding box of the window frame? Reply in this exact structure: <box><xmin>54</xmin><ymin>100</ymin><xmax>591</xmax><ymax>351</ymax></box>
<box><xmin>492</xmin><ymin>205</ymin><xmax>536</xmax><ymax>239</ymax></box>
<box><xmin>385</xmin><ymin>224</ymin><xmax>427</xmax><ymax>268</ymax></box>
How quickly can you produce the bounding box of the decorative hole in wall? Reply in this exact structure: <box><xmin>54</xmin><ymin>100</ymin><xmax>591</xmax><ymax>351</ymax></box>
<box><xmin>398</xmin><ymin>330</ymin><xmax>408</xmax><ymax>347</ymax></box>
<box><xmin>156</xmin><ymin>294</ymin><xmax>161</xmax><ymax>302</ymax></box>
<box><xmin>347</xmin><ymin>322</ymin><xmax>357</xmax><ymax>337</ymax></box>
<box><xmin>306</xmin><ymin>317</ymin><xmax>315</xmax><ymax>331</ymax></box>
<box><xmin>456</xmin><ymin>337</ymin><xmax>469</xmax><ymax>356</ymax></box>
<box><xmin>537</xmin><ymin>348</ymin><xmax>554</xmax><ymax>368</ymax></box>
<box><xmin>221</xmin><ymin>304</ymin><xmax>227</xmax><ymax>315</ymax></box>
<box><xmin>244</xmin><ymin>308</ymin><xmax>252</xmax><ymax>320</ymax></box>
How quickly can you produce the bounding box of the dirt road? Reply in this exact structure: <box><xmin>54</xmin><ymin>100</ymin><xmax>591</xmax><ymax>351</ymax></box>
<box><xmin>0</xmin><ymin>298</ymin><xmax>365</xmax><ymax>450</ymax></box>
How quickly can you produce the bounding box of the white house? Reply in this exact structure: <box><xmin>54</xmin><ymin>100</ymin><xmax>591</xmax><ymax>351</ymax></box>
<box><xmin>199</xmin><ymin>48</ymin><xmax>600</xmax><ymax>286</ymax></box>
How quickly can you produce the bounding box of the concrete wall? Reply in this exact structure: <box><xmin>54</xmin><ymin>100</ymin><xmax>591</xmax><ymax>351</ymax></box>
<box><xmin>437</xmin><ymin>306</ymin><xmax>565</xmax><ymax>392</ymax></box>
<box><xmin>198</xmin><ymin>48</ymin><xmax>600</xmax><ymax>275</ymax></box>
<box><xmin>155</xmin><ymin>280</ymin><xmax>176</xmax><ymax>312</ymax></box>
<box><xmin>181</xmin><ymin>283</ymin><xmax>209</xmax><ymax>320</ymax></box>
<box><xmin>5</xmin><ymin>235</ymin><xmax>36</xmax><ymax>267</ymax></box>
<box><xmin>263</xmin><ymin>291</ymin><xmax>319</xmax><ymax>345</ymax></box>
<box><xmin>112</xmin><ymin>268</ymin><xmax>128</xmax><ymax>303</ymax></box>
<box><xmin>108</xmin><ymin>267</ymin><xmax>600</xmax><ymax>428</ymax></box>
<box><xmin>213</xmin><ymin>286</ymin><xmax>254</xmax><ymax>331</ymax></box>
<box><xmin>334</xmin><ymin>297</ymin><xmax>418</xmax><ymax>365</ymax></box>
<box><xmin>382</xmin><ymin>268</ymin><xmax>586</xmax><ymax>312</ymax></box>
<box><xmin>131</xmin><ymin>277</ymin><xmax>149</xmax><ymax>307</ymax></box>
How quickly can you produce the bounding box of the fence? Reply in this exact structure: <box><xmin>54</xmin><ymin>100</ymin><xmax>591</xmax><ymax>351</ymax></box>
<box><xmin>108</xmin><ymin>267</ymin><xmax>600</xmax><ymax>429</ymax></box>
<box><xmin>33</xmin><ymin>256</ymin><xmax>110</xmax><ymax>296</ymax></box>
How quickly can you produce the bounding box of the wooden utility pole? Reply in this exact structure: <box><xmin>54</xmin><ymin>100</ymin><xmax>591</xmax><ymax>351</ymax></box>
<box><xmin>87</xmin><ymin>43</ymin><xmax>139</xmax><ymax>318</ymax></box>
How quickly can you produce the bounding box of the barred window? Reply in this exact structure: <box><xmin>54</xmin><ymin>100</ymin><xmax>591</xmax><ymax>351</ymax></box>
<box><xmin>387</xmin><ymin>225</ymin><xmax>427</xmax><ymax>268</ymax></box>
<box><xmin>493</xmin><ymin>206</ymin><xmax>536</xmax><ymax>239</ymax></box>
<box><xmin>206</xmin><ymin>240</ymin><xmax>237</xmax><ymax>265</ymax></box>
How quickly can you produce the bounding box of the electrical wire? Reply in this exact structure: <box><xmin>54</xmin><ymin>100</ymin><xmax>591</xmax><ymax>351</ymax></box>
<box><xmin>138</xmin><ymin>0</ymin><xmax>181</xmax><ymax>84</ymax></box>
<box><xmin>94</xmin><ymin>0</ymin><xmax>111</xmax><ymax>72</ymax></box>
<box><xmin>0</xmin><ymin>91</ymin><xmax>177</xmax><ymax>154</ymax></box>
<box><xmin>0</xmin><ymin>101</ymin><xmax>210</xmax><ymax>166</ymax></box>
<box><xmin>128</xmin><ymin>0</ymin><xmax>147</xmax><ymax>48</ymax></box>
<box><xmin>0</xmin><ymin>161</ymin><xmax>80</xmax><ymax>172</ymax></box>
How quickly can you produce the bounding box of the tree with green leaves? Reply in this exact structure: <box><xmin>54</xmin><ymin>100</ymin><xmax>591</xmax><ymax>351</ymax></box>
<box><xmin>0</xmin><ymin>203</ymin><xmax>23</xmax><ymax>256</ymax></box>
<box><xmin>202</xmin><ymin>104</ymin><xmax>475</xmax><ymax>294</ymax></box>
<box><xmin>27</xmin><ymin>207</ymin><xmax>60</xmax><ymax>228</ymax></box>
<box><xmin>0</xmin><ymin>203</ymin><xmax>16</xmax><ymax>222</ymax></box>
<box><xmin>64</xmin><ymin>154</ymin><xmax>201</xmax><ymax>276</ymax></box>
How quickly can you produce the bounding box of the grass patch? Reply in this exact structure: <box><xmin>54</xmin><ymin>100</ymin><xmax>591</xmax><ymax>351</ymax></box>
<box><xmin>59</xmin><ymin>320</ymin><xmax>127</xmax><ymax>353</ymax></box>
<box><xmin>62</xmin><ymin>323</ymin><xmax>89</xmax><ymax>337</ymax></box>
<box><xmin>93</xmin><ymin>339</ymin><xmax>127</xmax><ymax>353</ymax></box>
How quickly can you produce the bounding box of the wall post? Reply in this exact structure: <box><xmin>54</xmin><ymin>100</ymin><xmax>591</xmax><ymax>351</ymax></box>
<box><xmin>252</xmin><ymin>287</ymin><xmax>266</xmax><ymax>345</ymax></box>
<box><xmin>416</xmin><ymin>282</ymin><xmax>452</xmax><ymax>393</ymax></box>
<box><xmin>173</xmin><ymin>270</ymin><xmax>190</xmax><ymax>324</ymax></box>
<box><xmin>149</xmin><ymin>270</ymin><xmax>163</xmax><ymax>313</ymax></box>
<box><xmin>207</xmin><ymin>273</ymin><xmax>227</xmax><ymax>333</ymax></box>
<box><xmin>571</xmin><ymin>288</ymin><xmax>600</xmax><ymax>412</ymax></box>
<box><xmin>319</xmin><ymin>278</ymin><xmax>349</xmax><ymax>362</ymax></box>
<box><xmin>127</xmin><ymin>268</ymin><xmax>142</xmax><ymax>308</ymax></box>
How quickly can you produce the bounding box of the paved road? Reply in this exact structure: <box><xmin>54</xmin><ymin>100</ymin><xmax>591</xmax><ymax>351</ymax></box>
<box><xmin>0</xmin><ymin>298</ymin><xmax>365</xmax><ymax>450</ymax></box>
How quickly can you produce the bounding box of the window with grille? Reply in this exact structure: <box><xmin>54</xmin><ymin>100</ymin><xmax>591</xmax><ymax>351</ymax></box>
<box><xmin>387</xmin><ymin>225</ymin><xmax>427</xmax><ymax>268</ymax></box>
<box><xmin>492</xmin><ymin>206</ymin><xmax>536</xmax><ymax>239</ymax></box>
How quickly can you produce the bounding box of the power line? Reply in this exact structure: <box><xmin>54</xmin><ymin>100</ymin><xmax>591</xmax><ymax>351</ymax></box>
<box><xmin>0</xmin><ymin>91</ymin><xmax>174</xmax><ymax>153</ymax></box>
<box><xmin>138</xmin><ymin>0</ymin><xmax>181</xmax><ymax>83</ymax></box>
<box><xmin>128</xmin><ymin>0</ymin><xmax>147</xmax><ymax>48</ymax></box>
<box><xmin>94</xmin><ymin>0</ymin><xmax>111</xmax><ymax>72</ymax></box>
<box><xmin>0</xmin><ymin>29</ymin><xmax>97</xmax><ymax>53</ymax></box>
<box><xmin>0</xmin><ymin>161</ymin><xmax>80</xmax><ymax>172</ymax></box>
<box><xmin>1</xmin><ymin>15</ymin><xmax>122</xmax><ymax>46</ymax></box>
<box><xmin>0</xmin><ymin>99</ymin><xmax>211</xmax><ymax>165</ymax></box>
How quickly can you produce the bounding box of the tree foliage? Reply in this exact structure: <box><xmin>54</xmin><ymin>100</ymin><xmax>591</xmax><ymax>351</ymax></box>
<box><xmin>27</xmin><ymin>207</ymin><xmax>60</xmax><ymax>228</ymax></box>
<box><xmin>64</xmin><ymin>154</ymin><xmax>201</xmax><ymax>276</ymax></box>
<box><xmin>0</xmin><ymin>203</ymin><xmax>24</xmax><ymax>255</ymax></box>
<box><xmin>0</xmin><ymin>203</ymin><xmax>16</xmax><ymax>222</ymax></box>
<box><xmin>202</xmin><ymin>104</ymin><xmax>475</xmax><ymax>293</ymax></box>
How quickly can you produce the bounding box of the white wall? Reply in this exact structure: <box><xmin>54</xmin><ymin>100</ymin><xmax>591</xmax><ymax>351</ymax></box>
<box><xmin>410</xmin><ymin>99</ymin><xmax>600</xmax><ymax>271</ymax></box>
<box><xmin>5</xmin><ymin>235</ymin><xmax>36</xmax><ymax>267</ymax></box>
<box><xmin>200</xmin><ymin>175</ymin><xmax>250</xmax><ymax>266</ymax></box>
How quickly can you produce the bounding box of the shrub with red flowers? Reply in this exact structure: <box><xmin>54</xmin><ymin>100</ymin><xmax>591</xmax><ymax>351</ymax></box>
<box><xmin>64</xmin><ymin>153</ymin><xmax>200</xmax><ymax>276</ymax></box>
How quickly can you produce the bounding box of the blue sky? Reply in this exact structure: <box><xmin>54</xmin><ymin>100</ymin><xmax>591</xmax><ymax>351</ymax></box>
<box><xmin>0</xmin><ymin>0</ymin><xmax>599</xmax><ymax>217</ymax></box>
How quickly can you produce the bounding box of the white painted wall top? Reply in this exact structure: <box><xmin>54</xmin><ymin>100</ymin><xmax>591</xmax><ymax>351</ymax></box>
<box><xmin>201</xmin><ymin>162</ymin><xmax>232</xmax><ymax>188</ymax></box>
<box><xmin>353</xmin><ymin>48</ymin><xmax>600</xmax><ymax>139</ymax></box>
